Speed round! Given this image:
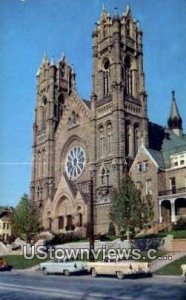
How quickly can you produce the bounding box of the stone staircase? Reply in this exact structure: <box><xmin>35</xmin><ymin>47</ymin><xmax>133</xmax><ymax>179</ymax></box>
<box><xmin>150</xmin><ymin>251</ymin><xmax>186</xmax><ymax>272</ymax></box>
<box><xmin>145</xmin><ymin>222</ymin><xmax>172</xmax><ymax>235</ymax></box>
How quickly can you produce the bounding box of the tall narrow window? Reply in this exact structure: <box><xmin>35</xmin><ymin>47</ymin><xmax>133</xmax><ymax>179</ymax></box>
<box><xmin>79</xmin><ymin>213</ymin><xmax>83</xmax><ymax>227</ymax></box>
<box><xmin>103</xmin><ymin>59</ymin><xmax>110</xmax><ymax>96</ymax></box>
<box><xmin>42</xmin><ymin>150</ymin><xmax>46</xmax><ymax>177</ymax></box>
<box><xmin>103</xmin><ymin>71</ymin><xmax>109</xmax><ymax>95</ymax></box>
<box><xmin>126</xmin><ymin>19</ymin><xmax>130</xmax><ymax>36</ymax></box>
<box><xmin>107</xmin><ymin>123</ymin><xmax>112</xmax><ymax>154</ymax></box>
<box><xmin>58</xmin><ymin>216</ymin><xmax>64</xmax><ymax>230</ymax></box>
<box><xmin>67</xmin><ymin>215</ymin><xmax>73</xmax><ymax>227</ymax></box>
<box><xmin>41</xmin><ymin>96</ymin><xmax>47</xmax><ymax>130</ymax></box>
<box><xmin>134</xmin><ymin>126</ymin><xmax>140</xmax><ymax>156</ymax></box>
<box><xmin>124</xmin><ymin>56</ymin><xmax>132</xmax><ymax>96</ymax></box>
<box><xmin>99</xmin><ymin>126</ymin><xmax>104</xmax><ymax>157</ymax></box>
<box><xmin>170</xmin><ymin>177</ymin><xmax>176</xmax><ymax>194</ymax></box>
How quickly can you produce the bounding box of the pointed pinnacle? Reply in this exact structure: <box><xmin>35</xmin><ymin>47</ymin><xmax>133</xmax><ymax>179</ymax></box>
<box><xmin>172</xmin><ymin>90</ymin><xmax>175</xmax><ymax>99</ymax></box>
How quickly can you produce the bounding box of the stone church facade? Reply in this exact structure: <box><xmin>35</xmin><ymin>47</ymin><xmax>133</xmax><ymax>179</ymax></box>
<box><xmin>30</xmin><ymin>6</ymin><xmax>185</xmax><ymax>234</ymax></box>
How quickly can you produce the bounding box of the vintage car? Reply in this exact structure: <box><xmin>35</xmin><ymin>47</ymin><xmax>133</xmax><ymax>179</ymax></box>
<box><xmin>0</xmin><ymin>256</ymin><xmax>12</xmax><ymax>271</ymax></box>
<box><xmin>181</xmin><ymin>264</ymin><xmax>186</xmax><ymax>277</ymax></box>
<box><xmin>40</xmin><ymin>258</ymin><xmax>88</xmax><ymax>275</ymax></box>
<box><xmin>87</xmin><ymin>257</ymin><xmax>150</xmax><ymax>279</ymax></box>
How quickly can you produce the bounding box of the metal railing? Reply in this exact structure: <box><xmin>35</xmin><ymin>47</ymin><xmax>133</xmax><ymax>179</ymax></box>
<box><xmin>158</xmin><ymin>187</ymin><xmax>186</xmax><ymax>196</ymax></box>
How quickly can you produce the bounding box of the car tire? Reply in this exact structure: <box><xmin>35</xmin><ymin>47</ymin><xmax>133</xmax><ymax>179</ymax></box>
<box><xmin>91</xmin><ymin>268</ymin><xmax>97</xmax><ymax>277</ymax></box>
<box><xmin>116</xmin><ymin>271</ymin><xmax>124</xmax><ymax>279</ymax></box>
<box><xmin>43</xmin><ymin>268</ymin><xmax>48</xmax><ymax>275</ymax></box>
<box><xmin>64</xmin><ymin>270</ymin><xmax>70</xmax><ymax>276</ymax></box>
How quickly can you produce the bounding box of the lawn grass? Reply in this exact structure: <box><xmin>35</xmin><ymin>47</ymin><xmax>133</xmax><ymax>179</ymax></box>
<box><xmin>167</xmin><ymin>230</ymin><xmax>186</xmax><ymax>239</ymax></box>
<box><xmin>4</xmin><ymin>255</ymin><xmax>49</xmax><ymax>269</ymax></box>
<box><xmin>155</xmin><ymin>256</ymin><xmax>186</xmax><ymax>276</ymax></box>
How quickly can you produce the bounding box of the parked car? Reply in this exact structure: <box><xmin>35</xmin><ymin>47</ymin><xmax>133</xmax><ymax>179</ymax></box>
<box><xmin>40</xmin><ymin>257</ymin><xmax>88</xmax><ymax>275</ymax></box>
<box><xmin>0</xmin><ymin>257</ymin><xmax>12</xmax><ymax>271</ymax></box>
<box><xmin>87</xmin><ymin>257</ymin><xmax>151</xmax><ymax>279</ymax></box>
<box><xmin>181</xmin><ymin>264</ymin><xmax>186</xmax><ymax>277</ymax></box>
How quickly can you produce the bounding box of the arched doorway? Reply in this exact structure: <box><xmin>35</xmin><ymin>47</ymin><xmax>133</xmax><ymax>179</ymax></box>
<box><xmin>161</xmin><ymin>200</ymin><xmax>171</xmax><ymax>223</ymax></box>
<box><xmin>175</xmin><ymin>198</ymin><xmax>186</xmax><ymax>219</ymax></box>
<box><xmin>76</xmin><ymin>205</ymin><xmax>83</xmax><ymax>227</ymax></box>
<box><xmin>55</xmin><ymin>195</ymin><xmax>74</xmax><ymax>232</ymax></box>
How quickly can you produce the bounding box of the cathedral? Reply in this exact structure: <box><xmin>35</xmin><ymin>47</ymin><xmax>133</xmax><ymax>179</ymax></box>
<box><xmin>30</xmin><ymin>6</ymin><xmax>186</xmax><ymax>234</ymax></box>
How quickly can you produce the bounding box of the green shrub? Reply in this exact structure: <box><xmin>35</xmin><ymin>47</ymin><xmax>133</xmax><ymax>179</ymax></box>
<box><xmin>65</xmin><ymin>224</ymin><xmax>75</xmax><ymax>231</ymax></box>
<box><xmin>47</xmin><ymin>231</ymin><xmax>84</xmax><ymax>246</ymax></box>
<box><xmin>172</xmin><ymin>217</ymin><xmax>186</xmax><ymax>231</ymax></box>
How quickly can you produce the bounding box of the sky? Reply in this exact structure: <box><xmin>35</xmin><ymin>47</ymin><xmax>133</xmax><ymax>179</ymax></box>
<box><xmin>0</xmin><ymin>0</ymin><xmax>185</xmax><ymax>207</ymax></box>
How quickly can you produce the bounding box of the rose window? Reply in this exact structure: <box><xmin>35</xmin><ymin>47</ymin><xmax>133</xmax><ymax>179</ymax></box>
<box><xmin>65</xmin><ymin>146</ymin><xmax>86</xmax><ymax>180</ymax></box>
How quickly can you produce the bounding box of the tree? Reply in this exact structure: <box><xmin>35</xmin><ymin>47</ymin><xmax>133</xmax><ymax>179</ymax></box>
<box><xmin>110</xmin><ymin>176</ymin><xmax>150</xmax><ymax>238</ymax></box>
<box><xmin>12</xmin><ymin>194</ymin><xmax>40</xmax><ymax>241</ymax></box>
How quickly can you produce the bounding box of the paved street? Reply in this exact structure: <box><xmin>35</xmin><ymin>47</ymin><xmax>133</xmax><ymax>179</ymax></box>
<box><xmin>0</xmin><ymin>271</ymin><xmax>186</xmax><ymax>300</ymax></box>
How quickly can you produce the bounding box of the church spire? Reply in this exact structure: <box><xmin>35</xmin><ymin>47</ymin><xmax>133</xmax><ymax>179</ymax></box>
<box><xmin>100</xmin><ymin>3</ymin><xmax>107</xmax><ymax>20</ymax></box>
<box><xmin>125</xmin><ymin>4</ymin><xmax>132</xmax><ymax>17</ymax></box>
<box><xmin>168</xmin><ymin>90</ymin><xmax>183</xmax><ymax>135</ymax></box>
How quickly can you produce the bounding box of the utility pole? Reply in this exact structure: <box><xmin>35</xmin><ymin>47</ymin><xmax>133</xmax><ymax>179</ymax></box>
<box><xmin>89</xmin><ymin>177</ymin><xmax>94</xmax><ymax>262</ymax></box>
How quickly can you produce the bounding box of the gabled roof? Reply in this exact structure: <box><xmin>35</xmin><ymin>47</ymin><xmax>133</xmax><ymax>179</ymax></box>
<box><xmin>63</xmin><ymin>172</ymin><xmax>77</xmax><ymax>198</ymax></box>
<box><xmin>131</xmin><ymin>143</ymin><xmax>164</xmax><ymax>169</ymax></box>
<box><xmin>161</xmin><ymin>129</ymin><xmax>186</xmax><ymax>167</ymax></box>
<box><xmin>147</xmin><ymin>148</ymin><xmax>165</xmax><ymax>169</ymax></box>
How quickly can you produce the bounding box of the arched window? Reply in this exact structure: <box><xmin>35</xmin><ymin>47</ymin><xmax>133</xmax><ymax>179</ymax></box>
<box><xmin>58</xmin><ymin>216</ymin><xmax>64</xmax><ymax>229</ymax></box>
<box><xmin>134</xmin><ymin>126</ymin><xmax>140</xmax><ymax>156</ymax></box>
<box><xmin>103</xmin><ymin>59</ymin><xmax>110</xmax><ymax>96</ymax></box>
<box><xmin>107</xmin><ymin>123</ymin><xmax>112</xmax><ymax>154</ymax></box>
<box><xmin>103</xmin><ymin>72</ymin><xmax>109</xmax><ymax>95</ymax></box>
<box><xmin>42</xmin><ymin>149</ymin><xmax>46</xmax><ymax>177</ymax></box>
<box><xmin>99</xmin><ymin>126</ymin><xmax>104</xmax><ymax>157</ymax></box>
<box><xmin>126</xmin><ymin>19</ymin><xmax>130</xmax><ymax>36</ymax></box>
<box><xmin>67</xmin><ymin>215</ymin><xmax>73</xmax><ymax>227</ymax></box>
<box><xmin>41</xmin><ymin>96</ymin><xmax>47</xmax><ymax>130</ymax></box>
<box><xmin>78</xmin><ymin>213</ymin><xmax>83</xmax><ymax>227</ymax></box>
<box><xmin>124</xmin><ymin>56</ymin><xmax>132</xmax><ymax>96</ymax></box>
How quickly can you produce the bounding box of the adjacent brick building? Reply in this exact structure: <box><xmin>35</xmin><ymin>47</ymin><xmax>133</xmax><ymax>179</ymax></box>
<box><xmin>130</xmin><ymin>92</ymin><xmax>186</xmax><ymax>225</ymax></box>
